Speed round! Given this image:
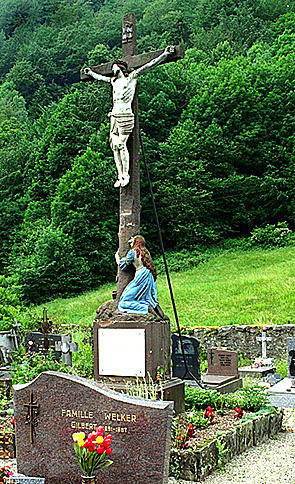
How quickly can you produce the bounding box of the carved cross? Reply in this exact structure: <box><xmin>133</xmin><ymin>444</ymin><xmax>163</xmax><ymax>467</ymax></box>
<box><xmin>80</xmin><ymin>13</ymin><xmax>184</xmax><ymax>299</ymax></box>
<box><xmin>24</xmin><ymin>392</ymin><xmax>40</xmax><ymax>444</ymax></box>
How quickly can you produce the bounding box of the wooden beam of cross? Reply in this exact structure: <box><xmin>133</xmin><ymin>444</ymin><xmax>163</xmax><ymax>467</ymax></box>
<box><xmin>80</xmin><ymin>13</ymin><xmax>184</xmax><ymax>299</ymax></box>
<box><xmin>24</xmin><ymin>392</ymin><xmax>40</xmax><ymax>445</ymax></box>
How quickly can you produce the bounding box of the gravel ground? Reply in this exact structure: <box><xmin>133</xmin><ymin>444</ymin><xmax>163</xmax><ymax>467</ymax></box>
<box><xmin>2</xmin><ymin>411</ymin><xmax>295</xmax><ymax>483</ymax></box>
<box><xmin>169</xmin><ymin>409</ymin><xmax>295</xmax><ymax>484</ymax></box>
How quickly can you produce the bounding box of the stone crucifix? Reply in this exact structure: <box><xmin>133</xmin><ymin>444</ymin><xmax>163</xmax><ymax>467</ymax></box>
<box><xmin>256</xmin><ymin>331</ymin><xmax>272</xmax><ymax>359</ymax></box>
<box><xmin>81</xmin><ymin>13</ymin><xmax>184</xmax><ymax>298</ymax></box>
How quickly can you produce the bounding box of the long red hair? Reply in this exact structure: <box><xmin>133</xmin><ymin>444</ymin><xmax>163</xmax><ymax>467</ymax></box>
<box><xmin>132</xmin><ymin>235</ymin><xmax>157</xmax><ymax>281</ymax></box>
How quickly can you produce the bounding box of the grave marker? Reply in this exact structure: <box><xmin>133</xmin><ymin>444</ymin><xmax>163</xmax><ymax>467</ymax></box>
<box><xmin>203</xmin><ymin>348</ymin><xmax>242</xmax><ymax>392</ymax></box>
<box><xmin>171</xmin><ymin>334</ymin><xmax>200</xmax><ymax>381</ymax></box>
<box><xmin>14</xmin><ymin>372</ymin><xmax>173</xmax><ymax>483</ymax></box>
<box><xmin>256</xmin><ymin>332</ymin><xmax>272</xmax><ymax>360</ymax></box>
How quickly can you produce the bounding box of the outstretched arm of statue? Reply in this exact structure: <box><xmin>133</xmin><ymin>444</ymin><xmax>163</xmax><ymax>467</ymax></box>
<box><xmin>132</xmin><ymin>46</ymin><xmax>175</xmax><ymax>78</ymax></box>
<box><xmin>83</xmin><ymin>67</ymin><xmax>111</xmax><ymax>83</ymax></box>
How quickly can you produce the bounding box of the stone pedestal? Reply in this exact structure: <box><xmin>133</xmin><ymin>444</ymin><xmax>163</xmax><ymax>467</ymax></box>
<box><xmin>94</xmin><ymin>318</ymin><xmax>171</xmax><ymax>382</ymax></box>
<box><xmin>93</xmin><ymin>300</ymin><xmax>185</xmax><ymax>413</ymax></box>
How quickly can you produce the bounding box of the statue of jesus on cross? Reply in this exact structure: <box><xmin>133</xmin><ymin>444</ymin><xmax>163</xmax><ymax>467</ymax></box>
<box><xmin>83</xmin><ymin>46</ymin><xmax>175</xmax><ymax>188</ymax></box>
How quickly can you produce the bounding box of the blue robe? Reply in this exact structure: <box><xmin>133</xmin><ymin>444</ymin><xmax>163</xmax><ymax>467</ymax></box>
<box><xmin>118</xmin><ymin>249</ymin><xmax>159</xmax><ymax>314</ymax></box>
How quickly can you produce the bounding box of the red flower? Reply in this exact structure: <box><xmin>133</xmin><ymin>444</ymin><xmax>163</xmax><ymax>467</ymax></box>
<box><xmin>105</xmin><ymin>447</ymin><xmax>112</xmax><ymax>455</ymax></box>
<box><xmin>96</xmin><ymin>445</ymin><xmax>104</xmax><ymax>455</ymax></box>
<box><xmin>103</xmin><ymin>438</ymin><xmax>112</xmax><ymax>448</ymax></box>
<box><xmin>11</xmin><ymin>418</ymin><xmax>15</xmax><ymax>424</ymax></box>
<box><xmin>95</xmin><ymin>426</ymin><xmax>104</xmax><ymax>436</ymax></box>
<box><xmin>87</xmin><ymin>432</ymin><xmax>97</xmax><ymax>442</ymax></box>
<box><xmin>234</xmin><ymin>407</ymin><xmax>243</xmax><ymax>419</ymax></box>
<box><xmin>83</xmin><ymin>440</ymin><xmax>96</xmax><ymax>452</ymax></box>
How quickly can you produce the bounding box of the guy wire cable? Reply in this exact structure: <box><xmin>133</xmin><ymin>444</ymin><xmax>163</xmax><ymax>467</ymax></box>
<box><xmin>139</xmin><ymin>129</ymin><xmax>204</xmax><ymax>388</ymax></box>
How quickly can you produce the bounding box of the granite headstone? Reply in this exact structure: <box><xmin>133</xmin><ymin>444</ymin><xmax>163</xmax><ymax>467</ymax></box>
<box><xmin>25</xmin><ymin>332</ymin><xmax>62</xmax><ymax>359</ymax></box>
<box><xmin>207</xmin><ymin>348</ymin><xmax>238</xmax><ymax>378</ymax></box>
<box><xmin>171</xmin><ymin>334</ymin><xmax>200</xmax><ymax>380</ymax></box>
<box><xmin>14</xmin><ymin>372</ymin><xmax>173</xmax><ymax>484</ymax></box>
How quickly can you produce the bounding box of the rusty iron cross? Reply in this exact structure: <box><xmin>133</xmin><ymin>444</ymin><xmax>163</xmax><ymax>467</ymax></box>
<box><xmin>24</xmin><ymin>392</ymin><xmax>40</xmax><ymax>444</ymax></box>
<box><xmin>80</xmin><ymin>13</ymin><xmax>184</xmax><ymax>299</ymax></box>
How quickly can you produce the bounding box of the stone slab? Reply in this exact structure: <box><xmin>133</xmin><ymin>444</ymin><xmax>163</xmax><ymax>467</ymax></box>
<box><xmin>213</xmin><ymin>377</ymin><xmax>243</xmax><ymax>394</ymax></box>
<box><xmin>14</xmin><ymin>371</ymin><xmax>173</xmax><ymax>484</ymax></box>
<box><xmin>202</xmin><ymin>375</ymin><xmax>237</xmax><ymax>385</ymax></box>
<box><xmin>207</xmin><ymin>349</ymin><xmax>238</xmax><ymax>378</ymax></box>
<box><xmin>238</xmin><ymin>365</ymin><xmax>275</xmax><ymax>378</ymax></box>
<box><xmin>267</xmin><ymin>377</ymin><xmax>295</xmax><ymax>408</ymax></box>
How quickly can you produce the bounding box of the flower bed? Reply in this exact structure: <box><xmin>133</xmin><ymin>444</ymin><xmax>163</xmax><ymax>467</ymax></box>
<box><xmin>170</xmin><ymin>408</ymin><xmax>283</xmax><ymax>481</ymax></box>
<box><xmin>169</xmin><ymin>386</ymin><xmax>284</xmax><ymax>481</ymax></box>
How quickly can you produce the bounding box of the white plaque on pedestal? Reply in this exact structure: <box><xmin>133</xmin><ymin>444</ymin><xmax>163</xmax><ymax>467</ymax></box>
<box><xmin>99</xmin><ymin>328</ymin><xmax>145</xmax><ymax>377</ymax></box>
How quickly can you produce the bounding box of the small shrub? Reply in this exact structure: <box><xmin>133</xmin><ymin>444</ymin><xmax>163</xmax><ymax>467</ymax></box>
<box><xmin>72</xmin><ymin>342</ymin><xmax>94</xmax><ymax>379</ymax></box>
<box><xmin>10</xmin><ymin>348</ymin><xmax>73</xmax><ymax>385</ymax></box>
<box><xmin>187</xmin><ymin>409</ymin><xmax>210</xmax><ymax>429</ymax></box>
<box><xmin>274</xmin><ymin>358</ymin><xmax>287</xmax><ymax>378</ymax></box>
<box><xmin>249</xmin><ymin>222</ymin><xmax>294</xmax><ymax>248</ymax></box>
<box><xmin>185</xmin><ymin>386</ymin><xmax>269</xmax><ymax>413</ymax></box>
<box><xmin>0</xmin><ymin>275</ymin><xmax>22</xmax><ymax>331</ymax></box>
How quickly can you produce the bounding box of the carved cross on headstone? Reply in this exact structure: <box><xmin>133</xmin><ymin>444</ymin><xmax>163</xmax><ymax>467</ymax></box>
<box><xmin>80</xmin><ymin>13</ymin><xmax>184</xmax><ymax>299</ymax></box>
<box><xmin>55</xmin><ymin>334</ymin><xmax>78</xmax><ymax>366</ymax></box>
<box><xmin>256</xmin><ymin>331</ymin><xmax>272</xmax><ymax>359</ymax></box>
<box><xmin>209</xmin><ymin>349</ymin><xmax>214</xmax><ymax>365</ymax></box>
<box><xmin>24</xmin><ymin>392</ymin><xmax>40</xmax><ymax>444</ymax></box>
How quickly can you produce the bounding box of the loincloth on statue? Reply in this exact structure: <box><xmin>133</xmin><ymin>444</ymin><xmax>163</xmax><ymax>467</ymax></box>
<box><xmin>109</xmin><ymin>113</ymin><xmax>135</xmax><ymax>136</ymax></box>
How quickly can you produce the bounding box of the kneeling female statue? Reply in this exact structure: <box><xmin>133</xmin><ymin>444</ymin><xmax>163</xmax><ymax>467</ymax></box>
<box><xmin>115</xmin><ymin>235</ymin><xmax>164</xmax><ymax>318</ymax></box>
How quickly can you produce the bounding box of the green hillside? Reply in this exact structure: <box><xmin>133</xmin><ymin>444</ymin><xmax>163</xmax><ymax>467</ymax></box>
<box><xmin>32</xmin><ymin>245</ymin><xmax>295</xmax><ymax>333</ymax></box>
<box><xmin>0</xmin><ymin>0</ymin><xmax>294</xmax><ymax>306</ymax></box>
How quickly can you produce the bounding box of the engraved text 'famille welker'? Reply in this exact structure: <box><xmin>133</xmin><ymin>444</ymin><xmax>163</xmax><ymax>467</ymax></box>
<box><xmin>61</xmin><ymin>409</ymin><xmax>137</xmax><ymax>433</ymax></box>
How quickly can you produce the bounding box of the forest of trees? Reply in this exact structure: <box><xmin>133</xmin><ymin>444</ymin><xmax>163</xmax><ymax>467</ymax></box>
<box><xmin>0</xmin><ymin>0</ymin><xmax>294</xmax><ymax>305</ymax></box>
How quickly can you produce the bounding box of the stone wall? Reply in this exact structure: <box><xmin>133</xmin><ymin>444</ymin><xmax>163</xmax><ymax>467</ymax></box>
<box><xmin>170</xmin><ymin>410</ymin><xmax>283</xmax><ymax>481</ymax></box>
<box><xmin>185</xmin><ymin>325</ymin><xmax>295</xmax><ymax>360</ymax></box>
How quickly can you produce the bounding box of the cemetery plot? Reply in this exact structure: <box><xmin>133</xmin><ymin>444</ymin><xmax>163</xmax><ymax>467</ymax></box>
<box><xmin>14</xmin><ymin>371</ymin><xmax>173</xmax><ymax>484</ymax></box>
<box><xmin>202</xmin><ymin>348</ymin><xmax>242</xmax><ymax>392</ymax></box>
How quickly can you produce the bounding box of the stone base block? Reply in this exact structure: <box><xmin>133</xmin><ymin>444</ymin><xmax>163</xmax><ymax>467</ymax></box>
<box><xmin>267</xmin><ymin>377</ymin><xmax>295</xmax><ymax>408</ymax></box>
<box><xmin>94</xmin><ymin>318</ymin><xmax>171</xmax><ymax>381</ymax></box>
<box><xmin>238</xmin><ymin>365</ymin><xmax>275</xmax><ymax>378</ymax></box>
<box><xmin>202</xmin><ymin>376</ymin><xmax>243</xmax><ymax>394</ymax></box>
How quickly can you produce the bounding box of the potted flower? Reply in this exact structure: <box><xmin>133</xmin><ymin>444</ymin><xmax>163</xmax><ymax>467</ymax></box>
<box><xmin>72</xmin><ymin>426</ymin><xmax>113</xmax><ymax>484</ymax></box>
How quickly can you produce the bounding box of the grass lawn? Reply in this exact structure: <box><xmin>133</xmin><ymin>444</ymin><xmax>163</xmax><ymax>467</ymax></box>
<box><xmin>34</xmin><ymin>245</ymin><xmax>295</xmax><ymax>333</ymax></box>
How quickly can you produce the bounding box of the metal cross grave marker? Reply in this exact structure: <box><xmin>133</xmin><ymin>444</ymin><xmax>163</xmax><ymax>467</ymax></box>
<box><xmin>80</xmin><ymin>12</ymin><xmax>184</xmax><ymax>299</ymax></box>
<box><xmin>256</xmin><ymin>331</ymin><xmax>272</xmax><ymax>359</ymax></box>
<box><xmin>24</xmin><ymin>392</ymin><xmax>40</xmax><ymax>445</ymax></box>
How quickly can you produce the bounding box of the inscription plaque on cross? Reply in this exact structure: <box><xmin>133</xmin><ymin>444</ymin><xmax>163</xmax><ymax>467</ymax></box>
<box><xmin>80</xmin><ymin>13</ymin><xmax>184</xmax><ymax>299</ymax></box>
<box><xmin>256</xmin><ymin>331</ymin><xmax>272</xmax><ymax>359</ymax></box>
